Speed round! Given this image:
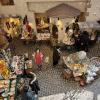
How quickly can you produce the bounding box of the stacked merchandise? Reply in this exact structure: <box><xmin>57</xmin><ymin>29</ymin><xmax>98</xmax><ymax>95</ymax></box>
<box><xmin>0</xmin><ymin>49</ymin><xmax>10</xmax><ymax>80</ymax></box>
<box><xmin>0</xmin><ymin>74</ymin><xmax>17</xmax><ymax>100</ymax></box>
<box><xmin>0</xmin><ymin>49</ymin><xmax>12</xmax><ymax>71</ymax></box>
<box><xmin>0</xmin><ymin>80</ymin><xmax>10</xmax><ymax>100</ymax></box>
<box><xmin>0</xmin><ymin>50</ymin><xmax>33</xmax><ymax>99</ymax></box>
<box><xmin>86</xmin><ymin>57</ymin><xmax>100</xmax><ymax>83</ymax></box>
<box><xmin>0</xmin><ymin>60</ymin><xmax>10</xmax><ymax>79</ymax></box>
<box><xmin>0</xmin><ymin>49</ymin><xmax>32</xmax><ymax>73</ymax></box>
<box><xmin>11</xmin><ymin>55</ymin><xmax>24</xmax><ymax>74</ymax></box>
<box><xmin>63</xmin><ymin>51</ymin><xmax>100</xmax><ymax>85</ymax></box>
<box><xmin>1</xmin><ymin>49</ymin><xmax>11</xmax><ymax>63</ymax></box>
<box><xmin>0</xmin><ymin>49</ymin><xmax>18</xmax><ymax>100</ymax></box>
<box><xmin>1</xmin><ymin>17</ymin><xmax>22</xmax><ymax>38</ymax></box>
<box><xmin>21</xmin><ymin>21</ymin><xmax>35</xmax><ymax>40</ymax></box>
<box><xmin>8</xmin><ymin>79</ymin><xmax>17</xmax><ymax>100</ymax></box>
<box><xmin>63</xmin><ymin>51</ymin><xmax>89</xmax><ymax>77</ymax></box>
<box><xmin>0</xmin><ymin>60</ymin><xmax>17</xmax><ymax>100</ymax></box>
<box><xmin>36</xmin><ymin>33</ymin><xmax>50</xmax><ymax>40</ymax></box>
<box><xmin>11</xmin><ymin>54</ymin><xmax>32</xmax><ymax>74</ymax></box>
<box><xmin>0</xmin><ymin>76</ymin><xmax>17</xmax><ymax>100</ymax></box>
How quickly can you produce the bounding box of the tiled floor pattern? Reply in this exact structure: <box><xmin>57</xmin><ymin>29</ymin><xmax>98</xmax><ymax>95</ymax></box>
<box><xmin>39</xmin><ymin>93</ymin><xmax>65</xmax><ymax>100</ymax></box>
<box><xmin>36</xmin><ymin>68</ymin><xmax>81</xmax><ymax>97</ymax></box>
<box><xmin>39</xmin><ymin>90</ymin><xmax>94</xmax><ymax>100</ymax></box>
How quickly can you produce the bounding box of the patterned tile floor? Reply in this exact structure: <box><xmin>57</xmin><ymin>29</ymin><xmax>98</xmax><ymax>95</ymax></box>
<box><xmin>39</xmin><ymin>91</ymin><xmax>94</xmax><ymax>100</ymax></box>
<box><xmin>39</xmin><ymin>93</ymin><xmax>65</xmax><ymax>100</ymax></box>
<box><xmin>9</xmin><ymin>38</ymin><xmax>100</xmax><ymax>100</ymax></box>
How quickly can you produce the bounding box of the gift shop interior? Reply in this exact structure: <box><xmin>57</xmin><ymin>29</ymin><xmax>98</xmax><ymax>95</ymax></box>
<box><xmin>0</xmin><ymin>1</ymin><xmax>100</xmax><ymax>100</ymax></box>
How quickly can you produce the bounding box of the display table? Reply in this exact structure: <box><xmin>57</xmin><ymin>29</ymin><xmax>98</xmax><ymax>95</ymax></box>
<box><xmin>0</xmin><ymin>77</ymin><xmax>17</xmax><ymax>100</ymax></box>
<box><xmin>21</xmin><ymin>34</ymin><xmax>36</xmax><ymax>45</ymax></box>
<box><xmin>36</xmin><ymin>33</ymin><xmax>51</xmax><ymax>45</ymax></box>
<box><xmin>21</xmin><ymin>33</ymin><xmax>51</xmax><ymax>45</ymax></box>
<box><xmin>36</xmin><ymin>33</ymin><xmax>50</xmax><ymax>41</ymax></box>
<box><xmin>63</xmin><ymin>51</ymin><xmax>90</xmax><ymax>77</ymax></box>
<box><xmin>62</xmin><ymin>51</ymin><xmax>100</xmax><ymax>86</ymax></box>
<box><xmin>11</xmin><ymin>55</ymin><xmax>32</xmax><ymax>71</ymax></box>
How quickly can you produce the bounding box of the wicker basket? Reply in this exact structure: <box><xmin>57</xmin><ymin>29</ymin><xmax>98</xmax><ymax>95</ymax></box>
<box><xmin>61</xmin><ymin>69</ymin><xmax>73</xmax><ymax>79</ymax></box>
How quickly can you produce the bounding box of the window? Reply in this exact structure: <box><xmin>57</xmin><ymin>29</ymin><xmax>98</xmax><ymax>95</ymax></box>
<box><xmin>35</xmin><ymin>13</ymin><xmax>50</xmax><ymax>33</ymax></box>
<box><xmin>0</xmin><ymin>0</ymin><xmax>14</xmax><ymax>5</ymax></box>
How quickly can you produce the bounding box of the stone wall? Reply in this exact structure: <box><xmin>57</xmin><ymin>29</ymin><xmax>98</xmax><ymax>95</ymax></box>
<box><xmin>28</xmin><ymin>1</ymin><xmax>86</xmax><ymax>12</ymax></box>
<box><xmin>86</xmin><ymin>0</ymin><xmax>100</xmax><ymax>21</ymax></box>
<box><xmin>0</xmin><ymin>0</ymin><xmax>37</xmax><ymax>31</ymax></box>
<box><xmin>0</xmin><ymin>0</ymin><xmax>89</xmax><ymax>32</ymax></box>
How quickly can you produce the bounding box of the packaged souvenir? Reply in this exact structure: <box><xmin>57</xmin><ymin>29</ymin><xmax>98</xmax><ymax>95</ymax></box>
<box><xmin>86</xmin><ymin>76</ymin><xmax>94</xmax><ymax>83</ymax></box>
<box><xmin>91</xmin><ymin>65</ymin><xmax>99</xmax><ymax>72</ymax></box>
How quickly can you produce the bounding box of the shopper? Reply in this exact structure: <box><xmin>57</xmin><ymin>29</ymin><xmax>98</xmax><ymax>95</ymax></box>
<box><xmin>23</xmin><ymin>15</ymin><xmax>28</xmax><ymax>25</ymax></box>
<box><xmin>78</xmin><ymin>31</ymin><xmax>90</xmax><ymax>52</ymax></box>
<box><xmin>74</xmin><ymin>30</ymin><xmax>81</xmax><ymax>51</ymax></box>
<box><xmin>23</xmin><ymin>53</ymin><xmax>29</xmax><ymax>76</ymax></box>
<box><xmin>72</xmin><ymin>22</ymin><xmax>79</xmax><ymax>31</ymax></box>
<box><xmin>52</xmin><ymin>24</ymin><xmax>58</xmax><ymax>39</ymax></box>
<box><xmin>53</xmin><ymin>47</ymin><xmax>60</xmax><ymax>67</ymax></box>
<box><xmin>33</xmin><ymin>49</ymin><xmax>43</xmax><ymax>71</ymax></box>
<box><xmin>29</xmin><ymin>72</ymin><xmax>40</xmax><ymax>95</ymax></box>
<box><xmin>21</xmin><ymin>85</ymin><xmax>36</xmax><ymax>100</ymax></box>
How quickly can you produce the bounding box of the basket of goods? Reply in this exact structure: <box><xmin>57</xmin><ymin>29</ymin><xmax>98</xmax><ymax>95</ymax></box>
<box><xmin>85</xmin><ymin>57</ymin><xmax>100</xmax><ymax>84</ymax></box>
<box><xmin>70</xmin><ymin>64</ymin><xmax>84</xmax><ymax>71</ymax></box>
<box><xmin>0</xmin><ymin>60</ymin><xmax>10</xmax><ymax>79</ymax></box>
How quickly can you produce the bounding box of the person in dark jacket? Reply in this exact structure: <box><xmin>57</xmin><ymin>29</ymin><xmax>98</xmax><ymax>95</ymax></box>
<box><xmin>53</xmin><ymin>47</ymin><xmax>60</xmax><ymax>67</ymax></box>
<box><xmin>21</xmin><ymin>85</ymin><xmax>36</xmax><ymax>100</ymax></box>
<box><xmin>22</xmin><ymin>53</ymin><xmax>29</xmax><ymax>77</ymax></box>
<box><xmin>78</xmin><ymin>31</ymin><xmax>90</xmax><ymax>52</ymax></box>
<box><xmin>29</xmin><ymin>72</ymin><xmax>40</xmax><ymax>95</ymax></box>
<box><xmin>52</xmin><ymin>24</ymin><xmax>58</xmax><ymax>39</ymax></box>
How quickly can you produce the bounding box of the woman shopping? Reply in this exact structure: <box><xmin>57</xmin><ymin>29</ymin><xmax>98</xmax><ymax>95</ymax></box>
<box><xmin>33</xmin><ymin>49</ymin><xmax>43</xmax><ymax>71</ymax></box>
